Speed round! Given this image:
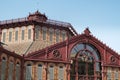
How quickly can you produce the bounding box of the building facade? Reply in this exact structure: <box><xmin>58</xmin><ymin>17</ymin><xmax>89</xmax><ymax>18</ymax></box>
<box><xmin>0</xmin><ymin>11</ymin><xmax>120</xmax><ymax>80</ymax></box>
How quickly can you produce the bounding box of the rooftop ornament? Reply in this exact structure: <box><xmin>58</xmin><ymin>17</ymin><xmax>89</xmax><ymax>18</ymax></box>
<box><xmin>84</xmin><ymin>27</ymin><xmax>91</xmax><ymax>36</ymax></box>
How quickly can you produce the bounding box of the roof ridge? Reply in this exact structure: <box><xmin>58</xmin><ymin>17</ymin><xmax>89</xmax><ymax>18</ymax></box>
<box><xmin>90</xmin><ymin>34</ymin><xmax>119</xmax><ymax>57</ymax></box>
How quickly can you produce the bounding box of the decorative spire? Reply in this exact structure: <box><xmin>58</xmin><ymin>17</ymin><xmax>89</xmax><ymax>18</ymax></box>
<box><xmin>84</xmin><ymin>27</ymin><xmax>91</xmax><ymax>36</ymax></box>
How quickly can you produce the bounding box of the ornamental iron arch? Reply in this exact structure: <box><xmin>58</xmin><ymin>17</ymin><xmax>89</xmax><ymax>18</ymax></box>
<box><xmin>70</xmin><ymin>43</ymin><xmax>102</xmax><ymax>80</ymax></box>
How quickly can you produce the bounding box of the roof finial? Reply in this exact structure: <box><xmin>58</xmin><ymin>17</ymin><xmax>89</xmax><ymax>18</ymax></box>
<box><xmin>84</xmin><ymin>27</ymin><xmax>91</xmax><ymax>36</ymax></box>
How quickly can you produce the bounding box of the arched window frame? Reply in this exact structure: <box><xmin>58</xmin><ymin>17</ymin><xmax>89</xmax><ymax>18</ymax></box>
<box><xmin>55</xmin><ymin>29</ymin><xmax>60</xmax><ymax>42</ymax></box>
<box><xmin>48</xmin><ymin>63</ymin><xmax>55</xmax><ymax>80</ymax></box>
<box><xmin>15</xmin><ymin>28</ymin><xmax>19</xmax><ymax>42</ymax></box>
<box><xmin>49</xmin><ymin>28</ymin><xmax>53</xmax><ymax>42</ymax></box>
<box><xmin>1</xmin><ymin>56</ymin><xmax>7</xmax><ymax>80</ymax></box>
<box><xmin>70</xmin><ymin>43</ymin><xmax>101</xmax><ymax>79</ymax></box>
<box><xmin>16</xmin><ymin>61</ymin><xmax>21</xmax><ymax>80</ymax></box>
<box><xmin>8</xmin><ymin>57</ymin><xmax>14</xmax><ymax>80</ymax></box>
<box><xmin>37</xmin><ymin>63</ymin><xmax>43</xmax><ymax>80</ymax></box>
<box><xmin>42</xmin><ymin>27</ymin><xmax>47</xmax><ymax>40</ymax></box>
<box><xmin>107</xmin><ymin>68</ymin><xmax>112</xmax><ymax>80</ymax></box>
<box><xmin>58</xmin><ymin>64</ymin><xmax>65</xmax><ymax>80</ymax></box>
<box><xmin>8</xmin><ymin>28</ymin><xmax>13</xmax><ymax>42</ymax></box>
<box><xmin>25</xmin><ymin>62</ymin><xmax>33</xmax><ymax>80</ymax></box>
<box><xmin>114</xmin><ymin>69</ymin><xmax>119</xmax><ymax>80</ymax></box>
<box><xmin>2</xmin><ymin>29</ymin><xmax>7</xmax><ymax>42</ymax></box>
<box><xmin>35</xmin><ymin>25</ymin><xmax>40</xmax><ymax>40</ymax></box>
<box><xmin>21</xmin><ymin>27</ymin><xmax>26</xmax><ymax>40</ymax></box>
<box><xmin>61</xmin><ymin>31</ymin><xmax>66</xmax><ymax>41</ymax></box>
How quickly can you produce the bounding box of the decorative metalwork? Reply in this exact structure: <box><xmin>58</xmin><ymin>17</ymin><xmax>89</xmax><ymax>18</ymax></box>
<box><xmin>52</xmin><ymin>50</ymin><xmax>61</xmax><ymax>58</ymax></box>
<box><xmin>110</xmin><ymin>56</ymin><xmax>116</xmax><ymax>63</ymax></box>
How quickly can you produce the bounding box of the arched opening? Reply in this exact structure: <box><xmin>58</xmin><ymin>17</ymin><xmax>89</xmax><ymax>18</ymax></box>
<box><xmin>37</xmin><ymin>64</ymin><xmax>43</xmax><ymax>80</ymax></box>
<box><xmin>1</xmin><ymin>57</ymin><xmax>7</xmax><ymax>80</ymax></box>
<box><xmin>70</xmin><ymin>43</ymin><xmax>102</xmax><ymax>80</ymax></box>
<box><xmin>16</xmin><ymin>62</ymin><xmax>20</xmax><ymax>80</ymax></box>
<box><xmin>25</xmin><ymin>64</ymin><xmax>32</xmax><ymax>80</ymax></box>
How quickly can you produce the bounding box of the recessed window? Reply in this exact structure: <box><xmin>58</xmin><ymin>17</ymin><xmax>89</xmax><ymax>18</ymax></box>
<box><xmin>38</xmin><ymin>64</ymin><xmax>43</xmax><ymax>80</ymax></box>
<box><xmin>16</xmin><ymin>63</ymin><xmax>20</xmax><ymax>80</ymax></box>
<box><xmin>62</xmin><ymin>32</ymin><xmax>66</xmax><ymax>41</ymax></box>
<box><xmin>3</xmin><ymin>32</ymin><xmax>6</xmax><ymax>42</ymax></box>
<box><xmin>42</xmin><ymin>28</ymin><xmax>46</xmax><ymax>40</ymax></box>
<box><xmin>8</xmin><ymin>61</ymin><xmax>14</xmax><ymax>80</ymax></box>
<box><xmin>49</xmin><ymin>31</ymin><xmax>53</xmax><ymax>41</ymax></box>
<box><xmin>56</xmin><ymin>30</ymin><xmax>59</xmax><ymax>42</ymax></box>
<box><xmin>58</xmin><ymin>66</ymin><xmax>64</xmax><ymax>80</ymax></box>
<box><xmin>49</xmin><ymin>65</ymin><xmax>54</xmax><ymax>80</ymax></box>
<box><xmin>1</xmin><ymin>57</ymin><xmax>7</xmax><ymax>80</ymax></box>
<box><xmin>22</xmin><ymin>30</ymin><xmax>24</xmax><ymax>40</ymax></box>
<box><xmin>28</xmin><ymin>29</ymin><xmax>31</xmax><ymax>39</ymax></box>
<box><xmin>26</xmin><ymin>64</ymin><xmax>32</xmax><ymax>80</ymax></box>
<box><xmin>35</xmin><ymin>28</ymin><xmax>39</xmax><ymax>39</ymax></box>
<box><xmin>9</xmin><ymin>32</ymin><xmax>12</xmax><ymax>42</ymax></box>
<box><xmin>15</xmin><ymin>31</ymin><xmax>18</xmax><ymax>41</ymax></box>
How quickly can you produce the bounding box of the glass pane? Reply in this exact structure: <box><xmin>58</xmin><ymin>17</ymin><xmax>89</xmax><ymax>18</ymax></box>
<box><xmin>28</xmin><ymin>29</ymin><xmax>31</xmax><ymax>39</ymax></box>
<box><xmin>1</xmin><ymin>60</ymin><xmax>6</xmax><ymax>80</ymax></box>
<box><xmin>3</xmin><ymin>32</ymin><xmax>6</xmax><ymax>42</ymax></box>
<box><xmin>58</xmin><ymin>66</ymin><xmax>64</xmax><ymax>79</ymax></box>
<box><xmin>88</xmin><ymin>63</ymin><xmax>94</xmax><ymax>75</ymax></box>
<box><xmin>22</xmin><ymin>30</ymin><xmax>24</xmax><ymax>40</ymax></box>
<box><xmin>8</xmin><ymin>62</ymin><xmax>14</xmax><ymax>80</ymax></box>
<box><xmin>38</xmin><ymin>64</ymin><xmax>42</xmax><ymax>80</ymax></box>
<box><xmin>15</xmin><ymin>31</ymin><xmax>18</xmax><ymax>41</ymax></box>
<box><xmin>43</xmin><ymin>30</ymin><xmax>46</xmax><ymax>40</ymax></box>
<box><xmin>9</xmin><ymin>32</ymin><xmax>12</xmax><ymax>42</ymax></box>
<box><xmin>26</xmin><ymin>64</ymin><xmax>32</xmax><ymax>80</ymax></box>
<box><xmin>49</xmin><ymin>31</ymin><xmax>53</xmax><ymax>41</ymax></box>
<box><xmin>78</xmin><ymin>62</ymin><xmax>86</xmax><ymax>75</ymax></box>
<box><xmin>16</xmin><ymin>64</ymin><xmax>20</xmax><ymax>80</ymax></box>
<box><xmin>56</xmin><ymin>32</ymin><xmax>59</xmax><ymax>42</ymax></box>
<box><xmin>49</xmin><ymin>66</ymin><xmax>54</xmax><ymax>80</ymax></box>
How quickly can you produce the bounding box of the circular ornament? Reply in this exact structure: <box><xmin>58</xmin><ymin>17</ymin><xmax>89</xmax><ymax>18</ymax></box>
<box><xmin>52</xmin><ymin>50</ymin><xmax>61</xmax><ymax>58</ymax></box>
<box><xmin>110</xmin><ymin>56</ymin><xmax>116</xmax><ymax>63</ymax></box>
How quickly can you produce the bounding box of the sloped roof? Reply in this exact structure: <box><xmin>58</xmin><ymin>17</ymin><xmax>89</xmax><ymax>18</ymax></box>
<box><xmin>2</xmin><ymin>40</ymin><xmax>54</xmax><ymax>55</ymax></box>
<box><xmin>25</xmin><ymin>28</ymin><xmax>120</xmax><ymax>59</ymax></box>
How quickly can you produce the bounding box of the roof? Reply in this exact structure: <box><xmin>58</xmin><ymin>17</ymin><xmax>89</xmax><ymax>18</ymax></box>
<box><xmin>2</xmin><ymin>40</ymin><xmax>54</xmax><ymax>55</ymax></box>
<box><xmin>25</xmin><ymin>28</ymin><xmax>120</xmax><ymax>59</ymax></box>
<box><xmin>0</xmin><ymin>11</ymin><xmax>78</xmax><ymax>36</ymax></box>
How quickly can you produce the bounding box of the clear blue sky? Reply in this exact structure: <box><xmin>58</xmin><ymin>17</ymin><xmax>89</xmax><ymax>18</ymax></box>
<box><xmin>0</xmin><ymin>0</ymin><xmax>120</xmax><ymax>53</ymax></box>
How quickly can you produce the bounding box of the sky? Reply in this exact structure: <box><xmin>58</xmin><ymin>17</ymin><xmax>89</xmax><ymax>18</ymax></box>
<box><xmin>0</xmin><ymin>0</ymin><xmax>120</xmax><ymax>53</ymax></box>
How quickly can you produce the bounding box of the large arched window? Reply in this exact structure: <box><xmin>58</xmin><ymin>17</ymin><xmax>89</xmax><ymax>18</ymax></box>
<box><xmin>16</xmin><ymin>62</ymin><xmax>20</xmax><ymax>80</ymax></box>
<box><xmin>26</xmin><ymin>64</ymin><xmax>32</xmax><ymax>80</ymax></box>
<box><xmin>70</xmin><ymin>43</ymin><xmax>101</xmax><ymax>80</ymax></box>
<box><xmin>8</xmin><ymin>61</ymin><xmax>14</xmax><ymax>80</ymax></box>
<box><xmin>1</xmin><ymin>57</ymin><xmax>7</xmax><ymax>80</ymax></box>
<box><xmin>37</xmin><ymin>64</ymin><xmax>43</xmax><ymax>80</ymax></box>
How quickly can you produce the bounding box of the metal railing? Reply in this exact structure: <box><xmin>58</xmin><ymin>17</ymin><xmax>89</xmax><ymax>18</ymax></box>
<box><xmin>0</xmin><ymin>17</ymin><xmax>28</xmax><ymax>25</ymax></box>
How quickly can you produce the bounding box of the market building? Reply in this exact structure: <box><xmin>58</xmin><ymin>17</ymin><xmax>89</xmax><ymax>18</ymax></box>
<box><xmin>0</xmin><ymin>11</ymin><xmax>120</xmax><ymax>80</ymax></box>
